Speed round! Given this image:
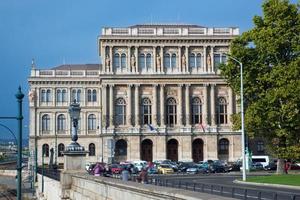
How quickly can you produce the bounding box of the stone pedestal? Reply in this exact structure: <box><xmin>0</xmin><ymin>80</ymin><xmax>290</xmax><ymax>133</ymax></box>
<box><xmin>63</xmin><ymin>151</ymin><xmax>88</xmax><ymax>171</ymax></box>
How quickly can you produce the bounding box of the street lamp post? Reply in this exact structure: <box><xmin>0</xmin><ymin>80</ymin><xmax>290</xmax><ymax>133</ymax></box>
<box><xmin>66</xmin><ymin>100</ymin><xmax>84</xmax><ymax>152</ymax></box>
<box><xmin>224</xmin><ymin>54</ymin><xmax>246</xmax><ymax>181</ymax></box>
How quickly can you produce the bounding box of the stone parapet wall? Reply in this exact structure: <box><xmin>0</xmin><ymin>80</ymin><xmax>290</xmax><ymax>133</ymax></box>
<box><xmin>69</xmin><ymin>174</ymin><xmax>233</xmax><ymax>200</ymax></box>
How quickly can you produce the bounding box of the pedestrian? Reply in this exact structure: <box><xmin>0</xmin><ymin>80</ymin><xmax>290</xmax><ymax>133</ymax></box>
<box><xmin>139</xmin><ymin>168</ymin><xmax>148</xmax><ymax>184</ymax></box>
<box><xmin>284</xmin><ymin>160</ymin><xmax>289</xmax><ymax>174</ymax></box>
<box><xmin>93</xmin><ymin>163</ymin><xmax>101</xmax><ymax>176</ymax></box>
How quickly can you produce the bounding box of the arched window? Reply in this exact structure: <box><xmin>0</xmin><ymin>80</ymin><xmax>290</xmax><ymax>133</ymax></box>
<box><xmin>87</xmin><ymin>89</ymin><xmax>92</xmax><ymax>102</ymax></box>
<box><xmin>142</xmin><ymin>98</ymin><xmax>152</xmax><ymax>125</ymax></box>
<box><xmin>192</xmin><ymin>97</ymin><xmax>202</xmax><ymax>125</ymax></box>
<box><xmin>164</xmin><ymin>54</ymin><xmax>170</xmax><ymax>68</ymax></box>
<box><xmin>58</xmin><ymin>143</ymin><xmax>64</xmax><ymax>157</ymax></box>
<box><xmin>139</xmin><ymin>54</ymin><xmax>145</xmax><ymax>69</ymax></box>
<box><xmin>41</xmin><ymin>90</ymin><xmax>46</xmax><ymax>102</ymax></box>
<box><xmin>113</xmin><ymin>53</ymin><xmax>120</xmax><ymax>68</ymax></box>
<box><xmin>89</xmin><ymin>143</ymin><xmax>96</xmax><ymax>156</ymax></box>
<box><xmin>42</xmin><ymin>144</ymin><xmax>49</xmax><ymax>157</ymax></box>
<box><xmin>62</xmin><ymin>89</ymin><xmax>67</xmax><ymax>102</ymax></box>
<box><xmin>196</xmin><ymin>53</ymin><xmax>202</xmax><ymax>67</ymax></box>
<box><xmin>171</xmin><ymin>54</ymin><xmax>177</xmax><ymax>68</ymax></box>
<box><xmin>115</xmin><ymin>98</ymin><xmax>126</xmax><ymax>125</ymax></box>
<box><xmin>167</xmin><ymin>98</ymin><xmax>177</xmax><ymax>127</ymax></box>
<box><xmin>42</xmin><ymin>114</ymin><xmax>50</xmax><ymax>131</ymax></box>
<box><xmin>72</xmin><ymin>89</ymin><xmax>76</xmax><ymax>101</ymax></box>
<box><xmin>56</xmin><ymin>90</ymin><xmax>62</xmax><ymax>102</ymax></box>
<box><xmin>217</xmin><ymin>97</ymin><xmax>228</xmax><ymax>124</ymax></box>
<box><xmin>92</xmin><ymin>89</ymin><xmax>97</xmax><ymax>102</ymax></box>
<box><xmin>189</xmin><ymin>54</ymin><xmax>195</xmax><ymax>68</ymax></box>
<box><xmin>121</xmin><ymin>53</ymin><xmax>126</xmax><ymax>69</ymax></box>
<box><xmin>218</xmin><ymin>139</ymin><xmax>229</xmax><ymax>154</ymax></box>
<box><xmin>88</xmin><ymin>114</ymin><xmax>96</xmax><ymax>130</ymax></box>
<box><xmin>77</xmin><ymin>89</ymin><xmax>81</xmax><ymax>102</ymax></box>
<box><xmin>46</xmin><ymin>89</ymin><xmax>51</xmax><ymax>102</ymax></box>
<box><xmin>146</xmin><ymin>54</ymin><xmax>152</xmax><ymax>69</ymax></box>
<box><xmin>115</xmin><ymin>139</ymin><xmax>127</xmax><ymax>156</ymax></box>
<box><xmin>57</xmin><ymin>114</ymin><xmax>66</xmax><ymax>131</ymax></box>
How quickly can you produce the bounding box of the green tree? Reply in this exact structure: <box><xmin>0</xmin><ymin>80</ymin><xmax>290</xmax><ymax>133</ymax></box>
<box><xmin>220</xmin><ymin>0</ymin><xmax>300</xmax><ymax>174</ymax></box>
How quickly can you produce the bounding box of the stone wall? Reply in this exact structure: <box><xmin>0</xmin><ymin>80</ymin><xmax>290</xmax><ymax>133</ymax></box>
<box><xmin>37</xmin><ymin>174</ymin><xmax>61</xmax><ymax>200</ymax></box>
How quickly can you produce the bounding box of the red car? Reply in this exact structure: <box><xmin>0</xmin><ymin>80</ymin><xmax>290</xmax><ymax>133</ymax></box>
<box><xmin>110</xmin><ymin>164</ymin><xmax>123</xmax><ymax>174</ymax></box>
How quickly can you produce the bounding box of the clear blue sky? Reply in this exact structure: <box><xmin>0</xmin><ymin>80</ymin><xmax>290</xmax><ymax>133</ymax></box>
<box><xmin>0</xmin><ymin>0</ymin><xmax>268</xmax><ymax>140</ymax></box>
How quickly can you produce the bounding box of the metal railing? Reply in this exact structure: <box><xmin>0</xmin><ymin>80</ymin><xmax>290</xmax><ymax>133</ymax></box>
<box><xmin>37</xmin><ymin>167</ymin><xmax>61</xmax><ymax>181</ymax></box>
<box><xmin>129</xmin><ymin>175</ymin><xmax>300</xmax><ymax>200</ymax></box>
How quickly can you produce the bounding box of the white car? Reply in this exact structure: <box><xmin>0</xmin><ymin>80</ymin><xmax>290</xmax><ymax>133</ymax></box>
<box><xmin>132</xmin><ymin>160</ymin><xmax>147</xmax><ymax>171</ymax></box>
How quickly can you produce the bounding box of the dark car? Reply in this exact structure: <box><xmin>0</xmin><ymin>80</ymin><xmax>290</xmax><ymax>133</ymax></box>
<box><xmin>264</xmin><ymin>162</ymin><xmax>277</xmax><ymax>171</ymax></box>
<box><xmin>110</xmin><ymin>164</ymin><xmax>124</xmax><ymax>174</ymax></box>
<box><xmin>209</xmin><ymin>161</ymin><xmax>228</xmax><ymax>173</ymax></box>
<box><xmin>178</xmin><ymin>162</ymin><xmax>195</xmax><ymax>173</ymax></box>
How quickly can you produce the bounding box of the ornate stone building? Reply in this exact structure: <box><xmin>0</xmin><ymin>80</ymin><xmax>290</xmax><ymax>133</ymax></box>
<box><xmin>28</xmin><ymin>24</ymin><xmax>243</xmax><ymax>165</ymax></box>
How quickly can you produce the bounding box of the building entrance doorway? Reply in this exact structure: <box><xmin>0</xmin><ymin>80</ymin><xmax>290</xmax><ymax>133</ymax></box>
<box><xmin>192</xmin><ymin>138</ymin><xmax>204</xmax><ymax>162</ymax></box>
<box><xmin>141</xmin><ymin>139</ymin><xmax>153</xmax><ymax>162</ymax></box>
<box><xmin>167</xmin><ymin>139</ymin><xmax>178</xmax><ymax>161</ymax></box>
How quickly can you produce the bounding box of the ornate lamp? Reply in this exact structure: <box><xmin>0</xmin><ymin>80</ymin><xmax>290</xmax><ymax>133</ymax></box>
<box><xmin>66</xmin><ymin>100</ymin><xmax>84</xmax><ymax>152</ymax></box>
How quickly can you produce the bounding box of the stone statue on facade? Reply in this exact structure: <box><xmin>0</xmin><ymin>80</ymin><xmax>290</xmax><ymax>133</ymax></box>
<box><xmin>28</xmin><ymin>89</ymin><xmax>36</xmax><ymax>102</ymax></box>
<box><xmin>105</xmin><ymin>55</ymin><xmax>110</xmax><ymax>71</ymax></box>
<box><xmin>130</xmin><ymin>55</ymin><xmax>136</xmax><ymax>72</ymax></box>
<box><xmin>207</xmin><ymin>54</ymin><xmax>211</xmax><ymax>68</ymax></box>
<box><xmin>182</xmin><ymin>54</ymin><xmax>186</xmax><ymax>68</ymax></box>
<box><xmin>156</xmin><ymin>54</ymin><xmax>161</xmax><ymax>71</ymax></box>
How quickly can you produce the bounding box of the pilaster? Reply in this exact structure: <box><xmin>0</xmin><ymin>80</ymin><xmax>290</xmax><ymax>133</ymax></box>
<box><xmin>134</xmin><ymin>84</ymin><xmax>140</xmax><ymax>127</ymax></box>
<box><xmin>152</xmin><ymin>84</ymin><xmax>158</xmax><ymax>126</ymax></box>
<box><xmin>178</xmin><ymin>84</ymin><xmax>183</xmax><ymax>126</ymax></box>
<box><xmin>210</xmin><ymin>84</ymin><xmax>216</xmax><ymax>126</ymax></box>
<box><xmin>160</xmin><ymin>84</ymin><xmax>165</xmax><ymax>127</ymax></box>
<box><xmin>127</xmin><ymin>84</ymin><xmax>132</xmax><ymax>126</ymax></box>
<box><xmin>109</xmin><ymin>84</ymin><xmax>114</xmax><ymax>128</ymax></box>
<box><xmin>185</xmin><ymin>84</ymin><xmax>191</xmax><ymax>127</ymax></box>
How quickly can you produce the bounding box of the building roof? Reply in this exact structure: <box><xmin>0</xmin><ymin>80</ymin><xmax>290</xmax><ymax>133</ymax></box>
<box><xmin>129</xmin><ymin>23</ymin><xmax>205</xmax><ymax>28</ymax></box>
<box><xmin>51</xmin><ymin>64</ymin><xmax>100</xmax><ymax>70</ymax></box>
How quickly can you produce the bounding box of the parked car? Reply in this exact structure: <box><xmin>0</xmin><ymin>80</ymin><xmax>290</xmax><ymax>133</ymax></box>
<box><xmin>209</xmin><ymin>161</ymin><xmax>228</xmax><ymax>173</ymax></box>
<box><xmin>157</xmin><ymin>164</ymin><xmax>174</xmax><ymax>174</ymax></box>
<box><xmin>186</xmin><ymin>165</ymin><xmax>208</xmax><ymax>174</ymax></box>
<box><xmin>264</xmin><ymin>162</ymin><xmax>277</xmax><ymax>171</ymax></box>
<box><xmin>132</xmin><ymin>160</ymin><xmax>147</xmax><ymax>172</ymax></box>
<box><xmin>147</xmin><ymin>166</ymin><xmax>158</xmax><ymax>174</ymax></box>
<box><xmin>251</xmin><ymin>162</ymin><xmax>264</xmax><ymax>170</ymax></box>
<box><xmin>110</xmin><ymin>164</ymin><xmax>124</xmax><ymax>174</ymax></box>
<box><xmin>178</xmin><ymin>162</ymin><xmax>195</xmax><ymax>173</ymax></box>
<box><xmin>120</xmin><ymin>163</ymin><xmax>139</xmax><ymax>174</ymax></box>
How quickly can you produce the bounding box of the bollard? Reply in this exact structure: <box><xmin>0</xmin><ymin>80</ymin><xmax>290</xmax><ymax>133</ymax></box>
<box><xmin>231</xmin><ymin>188</ymin><xmax>235</xmax><ymax>198</ymax></box>
<box><xmin>211</xmin><ymin>185</ymin><xmax>213</xmax><ymax>194</ymax></box>
<box><xmin>244</xmin><ymin>189</ymin><xmax>247</xmax><ymax>200</ymax></box>
<box><xmin>290</xmin><ymin>195</ymin><xmax>296</xmax><ymax>200</ymax></box>
<box><xmin>273</xmin><ymin>193</ymin><xmax>277</xmax><ymax>200</ymax></box>
<box><xmin>258</xmin><ymin>191</ymin><xmax>261</xmax><ymax>200</ymax></box>
<box><xmin>220</xmin><ymin>186</ymin><xmax>223</xmax><ymax>195</ymax></box>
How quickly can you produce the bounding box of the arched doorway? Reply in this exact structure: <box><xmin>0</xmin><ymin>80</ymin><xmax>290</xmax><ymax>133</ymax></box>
<box><xmin>141</xmin><ymin>139</ymin><xmax>153</xmax><ymax>162</ymax></box>
<box><xmin>167</xmin><ymin>139</ymin><xmax>178</xmax><ymax>161</ymax></box>
<box><xmin>114</xmin><ymin>139</ymin><xmax>127</xmax><ymax>162</ymax></box>
<box><xmin>218</xmin><ymin>138</ymin><xmax>229</xmax><ymax>161</ymax></box>
<box><xmin>192</xmin><ymin>138</ymin><xmax>203</xmax><ymax>162</ymax></box>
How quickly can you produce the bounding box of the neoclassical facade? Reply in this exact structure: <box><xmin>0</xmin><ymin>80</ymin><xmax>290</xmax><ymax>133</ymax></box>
<box><xmin>28</xmin><ymin>24</ymin><xmax>243</xmax><ymax>165</ymax></box>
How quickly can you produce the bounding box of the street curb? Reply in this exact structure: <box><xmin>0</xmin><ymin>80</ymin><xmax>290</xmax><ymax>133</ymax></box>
<box><xmin>233</xmin><ymin>180</ymin><xmax>300</xmax><ymax>190</ymax></box>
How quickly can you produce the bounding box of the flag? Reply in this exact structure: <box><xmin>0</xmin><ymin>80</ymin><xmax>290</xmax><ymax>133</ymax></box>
<box><xmin>200</xmin><ymin>123</ymin><xmax>205</xmax><ymax>133</ymax></box>
<box><xmin>147</xmin><ymin>124</ymin><xmax>158</xmax><ymax>133</ymax></box>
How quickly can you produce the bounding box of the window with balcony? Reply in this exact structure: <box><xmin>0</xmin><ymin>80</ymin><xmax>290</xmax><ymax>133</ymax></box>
<box><xmin>71</xmin><ymin>89</ymin><xmax>81</xmax><ymax>103</ymax></box>
<box><xmin>166</xmin><ymin>98</ymin><xmax>177</xmax><ymax>127</ymax></box>
<box><xmin>214</xmin><ymin>54</ymin><xmax>227</xmax><ymax>69</ymax></box>
<box><xmin>218</xmin><ymin>138</ymin><xmax>229</xmax><ymax>154</ymax></box>
<box><xmin>115</xmin><ymin>98</ymin><xmax>126</xmax><ymax>126</ymax></box>
<box><xmin>41</xmin><ymin>89</ymin><xmax>51</xmax><ymax>103</ymax></box>
<box><xmin>142</xmin><ymin>98</ymin><xmax>152</xmax><ymax>125</ymax></box>
<box><xmin>217</xmin><ymin>97</ymin><xmax>228</xmax><ymax>125</ymax></box>
<box><xmin>257</xmin><ymin>141</ymin><xmax>265</xmax><ymax>152</ymax></box>
<box><xmin>192</xmin><ymin>97</ymin><xmax>202</xmax><ymax>125</ymax></box>
<box><xmin>42</xmin><ymin>144</ymin><xmax>49</xmax><ymax>157</ymax></box>
<box><xmin>89</xmin><ymin>143</ymin><xmax>96</xmax><ymax>156</ymax></box>
<box><xmin>58</xmin><ymin>143</ymin><xmax>64</xmax><ymax>157</ymax></box>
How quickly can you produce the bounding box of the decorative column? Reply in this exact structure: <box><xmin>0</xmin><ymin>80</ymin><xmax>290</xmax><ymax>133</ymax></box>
<box><xmin>185</xmin><ymin>46</ymin><xmax>189</xmax><ymax>73</ymax></box>
<box><xmin>134</xmin><ymin>84</ymin><xmax>140</xmax><ymax>127</ymax></box>
<box><xmin>203</xmin><ymin>84</ymin><xmax>209</xmax><ymax>126</ymax></box>
<box><xmin>211</xmin><ymin>46</ymin><xmax>215</xmax><ymax>73</ymax></box>
<box><xmin>178</xmin><ymin>46</ymin><xmax>182</xmax><ymax>73</ymax></box>
<box><xmin>109</xmin><ymin>84</ymin><xmax>114</xmax><ymax>128</ymax></box>
<box><xmin>210</xmin><ymin>84</ymin><xmax>216</xmax><ymax>126</ymax></box>
<box><xmin>109</xmin><ymin>46</ymin><xmax>113</xmax><ymax>73</ymax></box>
<box><xmin>127</xmin><ymin>46</ymin><xmax>131</xmax><ymax>73</ymax></box>
<box><xmin>178</xmin><ymin>84</ymin><xmax>183</xmax><ymax>126</ymax></box>
<box><xmin>152</xmin><ymin>84</ymin><xmax>158</xmax><ymax>126</ymax></box>
<box><xmin>102</xmin><ymin>85</ymin><xmax>107</xmax><ymax>128</ymax></box>
<box><xmin>127</xmin><ymin>84</ymin><xmax>132</xmax><ymax>126</ymax></box>
<box><xmin>185</xmin><ymin>84</ymin><xmax>190</xmax><ymax>127</ymax></box>
<box><xmin>153</xmin><ymin>46</ymin><xmax>157</xmax><ymax>73</ymax></box>
<box><xmin>228</xmin><ymin>87</ymin><xmax>234</xmax><ymax>125</ymax></box>
<box><xmin>135</xmin><ymin>46</ymin><xmax>139</xmax><ymax>73</ymax></box>
<box><xmin>203</xmin><ymin>46</ymin><xmax>207</xmax><ymax>73</ymax></box>
<box><xmin>160</xmin><ymin>84</ymin><xmax>165</xmax><ymax>126</ymax></box>
<box><xmin>101</xmin><ymin>45</ymin><xmax>105</xmax><ymax>73</ymax></box>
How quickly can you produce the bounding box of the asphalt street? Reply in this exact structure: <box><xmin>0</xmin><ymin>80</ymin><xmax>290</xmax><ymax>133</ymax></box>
<box><xmin>155</xmin><ymin>173</ymin><xmax>300</xmax><ymax>200</ymax></box>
